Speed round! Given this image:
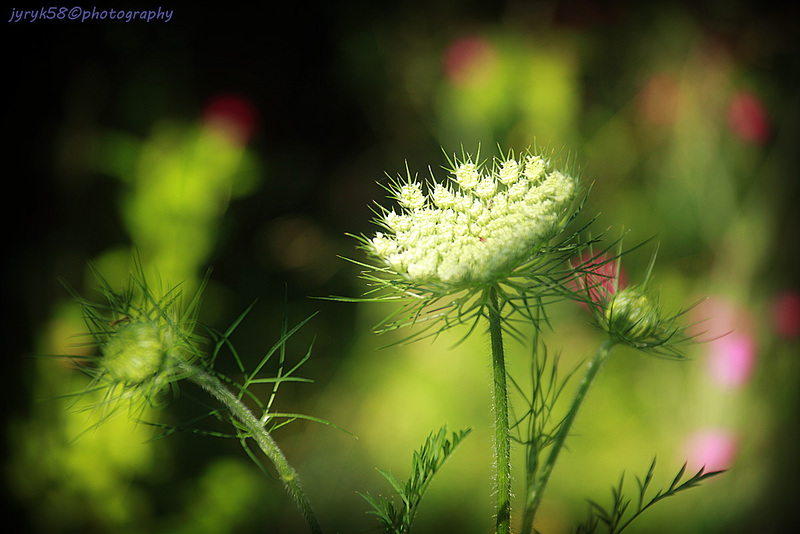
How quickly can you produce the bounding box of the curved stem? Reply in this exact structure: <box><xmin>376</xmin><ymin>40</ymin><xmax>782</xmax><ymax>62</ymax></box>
<box><xmin>521</xmin><ymin>338</ymin><xmax>615</xmax><ymax>534</ymax></box>
<box><xmin>488</xmin><ymin>287</ymin><xmax>511</xmax><ymax>534</ymax></box>
<box><xmin>181</xmin><ymin>362</ymin><xmax>323</xmax><ymax>534</ymax></box>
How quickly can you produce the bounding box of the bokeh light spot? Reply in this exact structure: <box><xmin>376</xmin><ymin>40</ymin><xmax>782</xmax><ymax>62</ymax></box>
<box><xmin>637</xmin><ymin>73</ymin><xmax>680</xmax><ymax>126</ymax></box>
<box><xmin>202</xmin><ymin>94</ymin><xmax>258</xmax><ymax>146</ymax></box>
<box><xmin>693</xmin><ymin>297</ymin><xmax>757</xmax><ymax>388</ymax></box>
<box><xmin>770</xmin><ymin>291</ymin><xmax>800</xmax><ymax>339</ymax></box>
<box><xmin>727</xmin><ymin>91</ymin><xmax>770</xmax><ymax>145</ymax></box>
<box><xmin>707</xmin><ymin>332</ymin><xmax>756</xmax><ymax>387</ymax></box>
<box><xmin>442</xmin><ymin>36</ymin><xmax>495</xmax><ymax>87</ymax></box>
<box><xmin>685</xmin><ymin>429</ymin><xmax>738</xmax><ymax>472</ymax></box>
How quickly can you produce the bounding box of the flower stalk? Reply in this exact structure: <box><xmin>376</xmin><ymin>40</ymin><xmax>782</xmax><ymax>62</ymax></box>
<box><xmin>181</xmin><ymin>362</ymin><xmax>323</xmax><ymax>534</ymax></box>
<box><xmin>488</xmin><ymin>287</ymin><xmax>512</xmax><ymax>534</ymax></box>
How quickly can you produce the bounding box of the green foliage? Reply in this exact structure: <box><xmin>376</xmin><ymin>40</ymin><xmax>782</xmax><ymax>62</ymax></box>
<box><xmin>201</xmin><ymin>301</ymin><xmax>349</xmax><ymax>477</ymax></box>
<box><xmin>575</xmin><ymin>458</ymin><xmax>725</xmax><ymax>534</ymax></box>
<box><xmin>361</xmin><ymin>426</ymin><xmax>472</xmax><ymax>534</ymax></box>
<box><xmin>510</xmin><ymin>333</ymin><xmax>581</xmax><ymax>494</ymax></box>
<box><xmin>145</xmin><ymin>297</ymin><xmax>341</xmax><ymax>453</ymax></box>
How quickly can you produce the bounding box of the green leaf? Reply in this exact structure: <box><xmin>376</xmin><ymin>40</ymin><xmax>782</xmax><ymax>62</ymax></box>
<box><xmin>575</xmin><ymin>458</ymin><xmax>725</xmax><ymax>534</ymax></box>
<box><xmin>362</xmin><ymin>426</ymin><xmax>471</xmax><ymax>534</ymax></box>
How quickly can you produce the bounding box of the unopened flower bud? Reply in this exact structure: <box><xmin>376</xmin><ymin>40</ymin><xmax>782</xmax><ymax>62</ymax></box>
<box><xmin>605</xmin><ymin>288</ymin><xmax>661</xmax><ymax>343</ymax></box>
<box><xmin>101</xmin><ymin>321</ymin><xmax>166</xmax><ymax>384</ymax></box>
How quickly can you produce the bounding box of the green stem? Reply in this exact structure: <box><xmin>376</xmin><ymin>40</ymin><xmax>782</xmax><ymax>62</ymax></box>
<box><xmin>181</xmin><ymin>362</ymin><xmax>323</xmax><ymax>534</ymax></box>
<box><xmin>521</xmin><ymin>338</ymin><xmax>615</xmax><ymax>534</ymax></box>
<box><xmin>488</xmin><ymin>287</ymin><xmax>511</xmax><ymax>534</ymax></box>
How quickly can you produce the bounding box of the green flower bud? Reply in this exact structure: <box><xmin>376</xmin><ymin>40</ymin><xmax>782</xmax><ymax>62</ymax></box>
<box><xmin>605</xmin><ymin>288</ymin><xmax>662</xmax><ymax>343</ymax></box>
<box><xmin>101</xmin><ymin>321</ymin><xmax>166</xmax><ymax>384</ymax></box>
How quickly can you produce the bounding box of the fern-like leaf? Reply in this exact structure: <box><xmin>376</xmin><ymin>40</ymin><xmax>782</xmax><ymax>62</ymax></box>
<box><xmin>575</xmin><ymin>458</ymin><xmax>724</xmax><ymax>534</ymax></box>
<box><xmin>361</xmin><ymin>426</ymin><xmax>471</xmax><ymax>533</ymax></box>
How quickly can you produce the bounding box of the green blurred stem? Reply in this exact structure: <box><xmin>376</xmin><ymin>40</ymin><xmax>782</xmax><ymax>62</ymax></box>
<box><xmin>181</xmin><ymin>362</ymin><xmax>323</xmax><ymax>534</ymax></box>
<box><xmin>488</xmin><ymin>287</ymin><xmax>511</xmax><ymax>534</ymax></box>
<box><xmin>521</xmin><ymin>338</ymin><xmax>615</xmax><ymax>534</ymax></box>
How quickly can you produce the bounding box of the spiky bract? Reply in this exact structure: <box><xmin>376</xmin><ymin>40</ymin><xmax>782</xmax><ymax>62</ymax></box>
<box><xmin>65</xmin><ymin>266</ymin><xmax>206</xmax><ymax>419</ymax></box>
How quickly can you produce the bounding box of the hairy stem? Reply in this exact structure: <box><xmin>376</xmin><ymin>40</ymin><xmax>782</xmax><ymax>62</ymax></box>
<box><xmin>181</xmin><ymin>362</ymin><xmax>323</xmax><ymax>534</ymax></box>
<box><xmin>521</xmin><ymin>338</ymin><xmax>615</xmax><ymax>534</ymax></box>
<box><xmin>488</xmin><ymin>287</ymin><xmax>511</xmax><ymax>534</ymax></box>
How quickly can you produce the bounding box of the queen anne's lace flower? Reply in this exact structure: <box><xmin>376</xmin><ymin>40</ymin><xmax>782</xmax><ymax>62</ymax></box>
<box><xmin>368</xmin><ymin>152</ymin><xmax>578</xmax><ymax>288</ymax></box>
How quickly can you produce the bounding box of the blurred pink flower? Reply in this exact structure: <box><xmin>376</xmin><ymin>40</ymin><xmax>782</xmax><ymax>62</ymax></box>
<box><xmin>685</xmin><ymin>429</ymin><xmax>737</xmax><ymax>472</ymax></box>
<box><xmin>727</xmin><ymin>91</ymin><xmax>771</xmax><ymax>145</ymax></box>
<box><xmin>770</xmin><ymin>291</ymin><xmax>800</xmax><ymax>339</ymax></box>
<box><xmin>707</xmin><ymin>333</ymin><xmax>756</xmax><ymax>387</ymax></box>
<box><xmin>570</xmin><ymin>252</ymin><xmax>628</xmax><ymax>311</ymax></box>
<box><xmin>691</xmin><ymin>297</ymin><xmax>757</xmax><ymax>388</ymax></box>
<box><xmin>442</xmin><ymin>36</ymin><xmax>495</xmax><ymax>86</ymax></box>
<box><xmin>202</xmin><ymin>94</ymin><xmax>258</xmax><ymax>146</ymax></box>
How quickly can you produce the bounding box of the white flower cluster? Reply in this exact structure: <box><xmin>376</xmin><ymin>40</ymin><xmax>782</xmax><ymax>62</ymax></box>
<box><xmin>369</xmin><ymin>153</ymin><xmax>578</xmax><ymax>286</ymax></box>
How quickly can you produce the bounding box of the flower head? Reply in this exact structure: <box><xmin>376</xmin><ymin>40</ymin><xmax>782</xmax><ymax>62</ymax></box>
<box><xmin>355</xmin><ymin>148</ymin><xmax>588</xmax><ymax>338</ymax></box>
<box><xmin>368</xmin><ymin>150</ymin><xmax>577</xmax><ymax>288</ymax></box>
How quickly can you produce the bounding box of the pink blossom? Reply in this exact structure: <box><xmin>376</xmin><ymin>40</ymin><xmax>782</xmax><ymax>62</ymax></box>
<box><xmin>691</xmin><ymin>297</ymin><xmax>757</xmax><ymax>388</ymax></box>
<box><xmin>685</xmin><ymin>429</ymin><xmax>737</xmax><ymax>472</ymax></box>
<box><xmin>707</xmin><ymin>332</ymin><xmax>756</xmax><ymax>387</ymax></box>
<box><xmin>570</xmin><ymin>252</ymin><xmax>627</xmax><ymax>311</ymax></box>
